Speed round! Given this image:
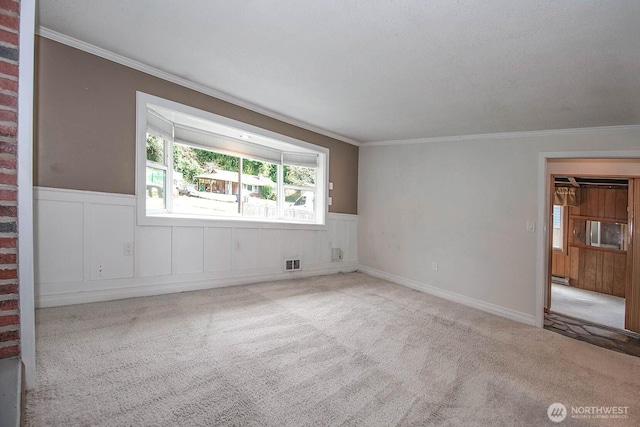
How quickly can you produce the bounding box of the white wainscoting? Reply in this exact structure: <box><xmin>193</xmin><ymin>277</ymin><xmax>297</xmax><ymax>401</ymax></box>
<box><xmin>34</xmin><ymin>187</ymin><xmax>358</xmax><ymax>307</ymax></box>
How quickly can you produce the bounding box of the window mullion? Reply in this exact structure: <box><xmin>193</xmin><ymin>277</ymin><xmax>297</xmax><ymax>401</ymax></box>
<box><xmin>166</xmin><ymin>133</ymin><xmax>174</xmax><ymax>213</ymax></box>
<box><xmin>278</xmin><ymin>154</ymin><xmax>285</xmax><ymax>219</ymax></box>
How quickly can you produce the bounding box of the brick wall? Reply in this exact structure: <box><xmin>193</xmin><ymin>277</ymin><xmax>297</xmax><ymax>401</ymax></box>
<box><xmin>0</xmin><ymin>0</ymin><xmax>19</xmax><ymax>359</ymax></box>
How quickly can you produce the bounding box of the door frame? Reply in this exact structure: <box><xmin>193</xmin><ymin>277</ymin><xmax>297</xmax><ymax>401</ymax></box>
<box><xmin>536</xmin><ymin>151</ymin><xmax>640</xmax><ymax>328</ymax></box>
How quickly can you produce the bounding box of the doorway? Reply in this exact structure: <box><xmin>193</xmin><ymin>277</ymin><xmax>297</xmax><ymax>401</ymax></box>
<box><xmin>537</xmin><ymin>156</ymin><xmax>640</xmax><ymax>355</ymax></box>
<box><xmin>548</xmin><ymin>176</ymin><xmax>628</xmax><ymax>330</ymax></box>
<box><xmin>536</xmin><ymin>155</ymin><xmax>640</xmax><ymax>356</ymax></box>
<box><xmin>542</xmin><ymin>158</ymin><xmax>640</xmax><ymax>334</ymax></box>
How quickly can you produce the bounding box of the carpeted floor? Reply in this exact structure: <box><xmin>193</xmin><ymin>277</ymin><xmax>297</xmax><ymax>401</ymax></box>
<box><xmin>26</xmin><ymin>273</ymin><xmax>640</xmax><ymax>426</ymax></box>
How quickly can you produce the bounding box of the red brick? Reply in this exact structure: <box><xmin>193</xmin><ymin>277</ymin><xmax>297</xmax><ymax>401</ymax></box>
<box><xmin>0</xmin><ymin>253</ymin><xmax>16</xmax><ymax>263</ymax></box>
<box><xmin>0</xmin><ymin>313</ymin><xmax>18</xmax><ymax>326</ymax></box>
<box><xmin>0</xmin><ymin>92</ymin><xmax>16</xmax><ymax>109</ymax></box>
<box><xmin>0</xmin><ymin>157</ymin><xmax>15</xmax><ymax>169</ymax></box>
<box><xmin>0</xmin><ymin>268</ymin><xmax>16</xmax><ymax>279</ymax></box>
<box><xmin>0</xmin><ymin>298</ymin><xmax>17</xmax><ymax>310</ymax></box>
<box><xmin>0</xmin><ymin>344</ymin><xmax>19</xmax><ymax>358</ymax></box>
<box><xmin>0</xmin><ymin>329</ymin><xmax>18</xmax><ymax>342</ymax></box>
<box><xmin>0</xmin><ymin>77</ymin><xmax>17</xmax><ymax>93</ymax></box>
<box><xmin>0</xmin><ymin>14</ymin><xmax>18</xmax><ymax>31</ymax></box>
<box><xmin>0</xmin><ymin>1</ymin><xmax>20</xmax><ymax>15</ymax></box>
<box><xmin>0</xmin><ymin>124</ymin><xmax>15</xmax><ymax>137</ymax></box>
<box><xmin>0</xmin><ymin>188</ymin><xmax>15</xmax><ymax>200</ymax></box>
<box><xmin>0</xmin><ymin>283</ymin><xmax>16</xmax><ymax>294</ymax></box>
<box><xmin>0</xmin><ymin>108</ymin><xmax>16</xmax><ymax>122</ymax></box>
<box><xmin>0</xmin><ymin>237</ymin><xmax>16</xmax><ymax>248</ymax></box>
<box><xmin>0</xmin><ymin>172</ymin><xmax>15</xmax><ymax>185</ymax></box>
<box><xmin>0</xmin><ymin>141</ymin><xmax>15</xmax><ymax>154</ymax></box>
<box><xmin>0</xmin><ymin>205</ymin><xmax>16</xmax><ymax>216</ymax></box>
<box><xmin>0</xmin><ymin>60</ymin><xmax>17</xmax><ymax>77</ymax></box>
<box><xmin>0</xmin><ymin>28</ymin><xmax>17</xmax><ymax>47</ymax></box>
<box><xmin>0</xmin><ymin>145</ymin><xmax>14</xmax><ymax>156</ymax></box>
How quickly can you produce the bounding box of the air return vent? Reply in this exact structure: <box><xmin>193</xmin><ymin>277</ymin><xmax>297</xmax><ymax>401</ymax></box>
<box><xmin>284</xmin><ymin>259</ymin><xmax>301</xmax><ymax>271</ymax></box>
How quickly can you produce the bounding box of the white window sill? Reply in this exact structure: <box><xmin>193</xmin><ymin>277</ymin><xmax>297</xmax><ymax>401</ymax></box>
<box><xmin>138</xmin><ymin>212</ymin><xmax>327</xmax><ymax>230</ymax></box>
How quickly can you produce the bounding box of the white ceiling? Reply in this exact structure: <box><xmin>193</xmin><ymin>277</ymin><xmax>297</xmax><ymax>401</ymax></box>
<box><xmin>37</xmin><ymin>0</ymin><xmax>640</xmax><ymax>144</ymax></box>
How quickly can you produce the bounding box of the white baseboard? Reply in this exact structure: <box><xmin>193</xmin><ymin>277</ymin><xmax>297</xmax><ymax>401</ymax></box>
<box><xmin>358</xmin><ymin>265</ymin><xmax>536</xmax><ymax>326</ymax></box>
<box><xmin>36</xmin><ymin>262</ymin><xmax>357</xmax><ymax>308</ymax></box>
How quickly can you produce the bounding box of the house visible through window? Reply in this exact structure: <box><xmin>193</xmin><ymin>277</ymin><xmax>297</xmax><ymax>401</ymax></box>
<box><xmin>138</xmin><ymin>93</ymin><xmax>328</xmax><ymax>225</ymax></box>
<box><xmin>552</xmin><ymin>205</ymin><xmax>564</xmax><ymax>250</ymax></box>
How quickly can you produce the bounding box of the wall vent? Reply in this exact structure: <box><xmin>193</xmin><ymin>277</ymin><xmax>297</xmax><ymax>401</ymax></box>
<box><xmin>284</xmin><ymin>259</ymin><xmax>301</xmax><ymax>271</ymax></box>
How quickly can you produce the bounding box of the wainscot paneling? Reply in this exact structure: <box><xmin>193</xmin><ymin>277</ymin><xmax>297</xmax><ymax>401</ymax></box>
<box><xmin>172</xmin><ymin>227</ymin><xmax>205</xmax><ymax>275</ymax></box>
<box><xmin>204</xmin><ymin>228</ymin><xmax>233</xmax><ymax>272</ymax></box>
<box><xmin>90</xmin><ymin>204</ymin><xmax>135</xmax><ymax>280</ymax></box>
<box><xmin>137</xmin><ymin>226</ymin><xmax>172</xmax><ymax>277</ymax></box>
<box><xmin>34</xmin><ymin>199</ymin><xmax>84</xmax><ymax>284</ymax></box>
<box><xmin>34</xmin><ymin>187</ymin><xmax>358</xmax><ymax>307</ymax></box>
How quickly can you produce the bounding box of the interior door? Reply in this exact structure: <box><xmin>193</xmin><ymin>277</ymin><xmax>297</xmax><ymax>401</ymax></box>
<box><xmin>625</xmin><ymin>179</ymin><xmax>640</xmax><ymax>332</ymax></box>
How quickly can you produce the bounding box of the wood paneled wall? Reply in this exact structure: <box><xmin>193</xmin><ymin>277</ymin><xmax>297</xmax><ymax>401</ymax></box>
<box><xmin>551</xmin><ymin>187</ymin><xmax>628</xmax><ymax>298</ymax></box>
<box><xmin>579</xmin><ymin>187</ymin><xmax>628</xmax><ymax>219</ymax></box>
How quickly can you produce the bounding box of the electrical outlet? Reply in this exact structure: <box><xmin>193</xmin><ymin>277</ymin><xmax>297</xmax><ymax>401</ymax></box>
<box><xmin>124</xmin><ymin>242</ymin><xmax>133</xmax><ymax>256</ymax></box>
<box><xmin>331</xmin><ymin>248</ymin><xmax>343</xmax><ymax>261</ymax></box>
<box><xmin>526</xmin><ymin>221</ymin><xmax>536</xmax><ymax>232</ymax></box>
<box><xmin>97</xmin><ymin>263</ymin><xmax>104</xmax><ymax>278</ymax></box>
<box><xmin>432</xmin><ymin>261</ymin><xmax>438</xmax><ymax>271</ymax></box>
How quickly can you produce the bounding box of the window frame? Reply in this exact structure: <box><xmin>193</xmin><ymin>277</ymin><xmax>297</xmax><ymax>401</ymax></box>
<box><xmin>145</xmin><ymin>133</ymin><xmax>171</xmax><ymax>213</ymax></box>
<box><xmin>136</xmin><ymin>92</ymin><xmax>329</xmax><ymax>229</ymax></box>
<box><xmin>552</xmin><ymin>204</ymin><xmax>568</xmax><ymax>253</ymax></box>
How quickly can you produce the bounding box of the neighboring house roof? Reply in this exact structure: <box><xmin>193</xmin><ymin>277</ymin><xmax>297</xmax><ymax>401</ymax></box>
<box><xmin>195</xmin><ymin>170</ymin><xmax>276</xmax><ymax>188</ymax></box>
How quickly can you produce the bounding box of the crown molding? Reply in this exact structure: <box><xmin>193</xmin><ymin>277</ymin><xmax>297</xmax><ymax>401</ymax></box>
<box><xmin>36</xmin><ymin>26</ymin><xmax>361</xmax><ymax>147</ymax></box>
<box><xmin>363</xmin><ymin>124</ymin><xmax>640</xmax><ymax>147</ymax></box>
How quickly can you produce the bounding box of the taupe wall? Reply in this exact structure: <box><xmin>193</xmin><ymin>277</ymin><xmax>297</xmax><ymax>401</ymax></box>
<box><xmin>35</xmin><ymin>37</ymin><xmax>358</xmax><ymax>214</ymax></box>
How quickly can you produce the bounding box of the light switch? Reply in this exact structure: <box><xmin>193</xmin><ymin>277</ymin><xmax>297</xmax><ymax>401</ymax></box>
<box><xmin>526</xmin><ymin>221</ymin><xmax>535</xmax><ymax>232</ymax></box>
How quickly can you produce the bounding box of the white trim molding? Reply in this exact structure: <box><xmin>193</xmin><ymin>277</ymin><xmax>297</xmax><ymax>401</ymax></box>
<box><xmin>536</xmin><ymin>150</ymin><xmax>640</xmax><ymax>329</ymax></box>
<box><xmin>359</xmin><ymin>265</ymin><xmax>536</xmax><ymax>326</ymax></box>
<box><xmin>18</xmin><ymin>0</ymin><xmax>37</xmax><ymax>390</ymax></box>
<box><xmin>37</xmin><ymin>27</ymin><xmax>361</xmax><ymax>147</ymax></box>
<box><xmin>365</xmin><ymin>125</ymin><xmax>640</xmax><ymax>147</ymax></box>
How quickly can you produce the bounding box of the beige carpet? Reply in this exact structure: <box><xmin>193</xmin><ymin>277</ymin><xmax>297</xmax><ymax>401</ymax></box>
<box><xmin>26</xmin><ymin>273</ymin><xmax>640</xmax><ymax>426</ymax></box>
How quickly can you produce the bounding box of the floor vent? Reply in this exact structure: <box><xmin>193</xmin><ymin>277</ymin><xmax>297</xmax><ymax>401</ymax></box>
<box><xmin>284</xmin><ymin>259</ymin><xmax>301</xmax><ymax>271</ymax></box>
